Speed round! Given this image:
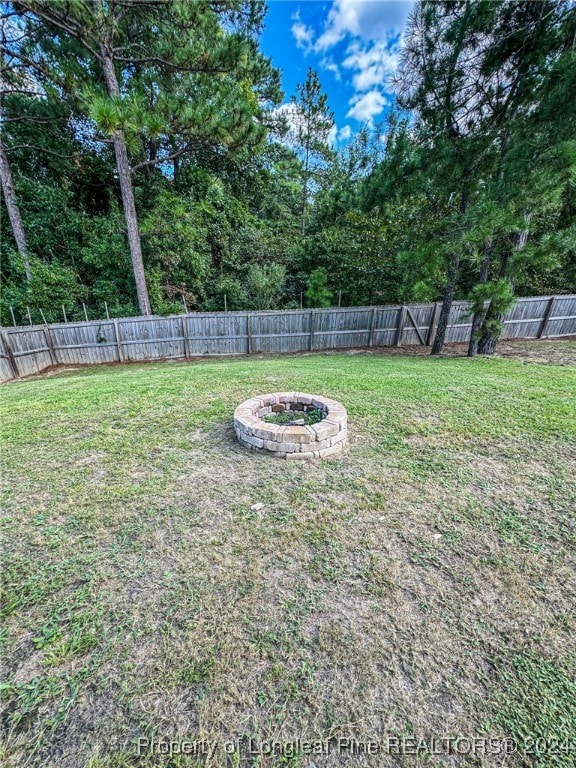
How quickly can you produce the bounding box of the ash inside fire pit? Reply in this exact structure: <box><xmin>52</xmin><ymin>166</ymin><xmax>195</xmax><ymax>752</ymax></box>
<box><xmin>234</xmin><ymin>392</ymin><xmax>347</xmax><ymax>460</ymax></box>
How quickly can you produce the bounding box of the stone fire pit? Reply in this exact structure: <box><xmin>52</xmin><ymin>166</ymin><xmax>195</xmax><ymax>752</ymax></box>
<box><xmin>234</xmin><ymin>393</ymin><xmax>348</xmax><ymax>460</ymax></box>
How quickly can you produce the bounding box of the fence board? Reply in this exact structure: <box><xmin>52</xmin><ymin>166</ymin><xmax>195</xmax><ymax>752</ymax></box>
<box><xmin>502</xmin><ymin>296</ymin><xmax>551</xmax><ymax>340</ymax></box>
<box><xmin>0</xmin><ymin>355</ymin><xmax>14</xmax><ymax>381</ymax></box>
<box><xmin>1</xmin><ymin>294</ymin><xmax>574</xmax><ymax>382</ymax></box>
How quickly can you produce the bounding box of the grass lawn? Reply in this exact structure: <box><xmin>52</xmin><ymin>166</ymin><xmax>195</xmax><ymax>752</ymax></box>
<box><xmin>1</xmin><ymin>343</ymin><xmax>576</xmax><ymax>767</ymax></box>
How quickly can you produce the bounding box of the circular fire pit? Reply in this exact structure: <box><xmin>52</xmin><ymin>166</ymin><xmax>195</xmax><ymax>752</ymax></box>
<box><xmin>234</xmin><ymin>393</ymin><xmax>347</xmax><ymax>460</ymax></box>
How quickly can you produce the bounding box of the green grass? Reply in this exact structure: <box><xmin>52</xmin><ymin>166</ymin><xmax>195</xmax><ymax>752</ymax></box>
<box><xmin>1</xmin><ymin>344</ymin><xmax>575</xmax><ymax>767</ymax></box>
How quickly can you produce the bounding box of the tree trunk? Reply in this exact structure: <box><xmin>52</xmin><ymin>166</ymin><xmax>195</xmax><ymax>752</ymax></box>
<box><xmin>468</xmin><ymin>237</ymin><xmax>492</xmax><ymax>357</ymax></box>
<box><xmin>431</xmin><ymin>188</ymin><xmax>469</xmax><ymax>355</ymax></box>
<box><xmin>145</xmin><ymin>137</ymin><xmax>157</xmax><ymax>180</ymax></box>
<box><xmin>478</xmin><ymin>217</ymin><xmax>530</xmax><ymax>355</ymax></box>
<box><xmin>477</xmin><ymin>324</ymin><xmax>498</xmax><ymax>354</ymax></box>
<box><xmin>0</xmin><ymin>139</ymin><xmax>32</xmax><ymax>280</ymax></box>
<box><xmin>301</xmin><ymin>143</ymin><xmax>310</xmax><ymax>237</ymax></box>
<box><xmin>173</xmin><ymin>154</ymin><xmax>180</xmax><ymax>186</ymax></box>
<box><xmin>476</xmin><ymin>250</ymin><xmax>512</xmax><ymax>356</ymax></box>
<box><xmin>100</xmin><ymin>45</ymin><xmax>152</xmax><ymax>315</ymax></box>
<box><xmin>431</xmin><ymin>251</ymin><xmax>459</xmax><ymax>355</ymax></box>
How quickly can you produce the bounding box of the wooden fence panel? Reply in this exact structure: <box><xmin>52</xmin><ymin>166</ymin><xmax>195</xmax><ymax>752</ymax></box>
<box><xmin>501</xmin><ymin>296</ymin><xmax>551</xmax><ymax>339</ymax></box>
<box><xmin>0</xmin><ymin>357</ymin><xmax>14</xmax><ymax>380</ymax></box>
<box><xmin>1</xmin><ymin>294</ymin><xmax>574</xmax><ymax>381</ymax></box>
<box><xmin>251</xmin><ymin>311</ymin><xmax>308</xmax><ymax>353</ymax></box>
<box><xmin>544</xmin><ymin>296</ymin><xmax>576</xmax><ymax>338</ymax></box>
<box><xmin>444</xmin><ymin>302</ymin><xmax>473</xmax><ymax>344</ymax></box>
<box><xmin>186</xmin><ymin>313</ymin><xmax>249</xmax><ymax>355</ymax></box>
<box><xmin>401</xmin><ymin>304</ymin><xmax>435</xmax><ymax>346</ymax></box>
<box><xmin>312</xmin><ymin>307</ymin><xmax>373</xmax><ymax>349</ymax></box>
<box><xmin>0</xmin><ymin>355</ymin><xmax>14</xmax><ymax>381</ymax></box>
<box><xmin>49</xmin><ymin>321</ymin><xmax>118</xmax><ymax>365</ymax></box>
<box><xmin>3</xmin><ymin>327</ymin><xmax>52</xmax><ymax>377</ymax></box>
<box><xmin>372</xmin><ymin>306</ymin><xmax>403</xmax><ymax>347</ymax></box>
<box><xmin>0</xmin><ymin>332</ymin><xmax>16</xmax><ymax>381</ymax></box>
<box><xmin>118</xmin><ymin>316</ymin><xmax>185</xmax><ymax>360</ymax></box>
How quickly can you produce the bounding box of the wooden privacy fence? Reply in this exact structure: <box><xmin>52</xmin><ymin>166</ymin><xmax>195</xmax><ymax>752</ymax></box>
<box><xmin>1</xmin><ymin>294</ymin><xmax>575</xmax><ymax>382</ymax></box>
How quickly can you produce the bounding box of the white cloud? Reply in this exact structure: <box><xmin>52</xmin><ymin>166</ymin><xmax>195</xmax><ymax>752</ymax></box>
<box><xmin>291</xmin><ymin>10</ymin><xmax>314</xmax><ymax>52</ymax></box>
<box><xmin>346</xmin><ymin>90</ymin><xmax>388</xmax><ymax>124</ymax></box>
<box><xmin>315</xmin><ymin>0</ymin><xmax>412</xmax><ymax>51</ymax></box>
<box><xmin>338</xmin><ymin>125</ymin><xmax>352</xmax><ymax>141</ymax></box>
<box><xmin>321</xmin><ymin>57</ymin><xmax>341</xmax><ymax>80</ymax></box>
<box><xmin>342</xmin><ymin>40</ymin><xmax>400</xmax><ymax>92</ymax></box>
<box><xmin>291</xmin><ymin>20</ymin><xmax>314</xmax><ymax>51</ymax></box>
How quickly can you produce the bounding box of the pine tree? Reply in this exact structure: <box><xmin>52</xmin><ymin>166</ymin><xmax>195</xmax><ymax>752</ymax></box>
<box><xmin>290</xmin><ymin>68</ymin><xmax>334</xmax><ymax>236</ymax></box>
<box><xmin>305</xmin><ymin>267</ymin><xmax>332</xmax><ymax>308</ymax></box>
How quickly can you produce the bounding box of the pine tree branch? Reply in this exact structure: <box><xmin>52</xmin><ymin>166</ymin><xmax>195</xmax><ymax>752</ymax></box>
<box><xmin>14</xmin><ymin>2</ymin><xmax>101</xmax><ymax>60</ymax></box>
<box><xmin>2</xmin><ymin>143</ymin><xmax>74</xmax><ymax>158</ymax></box>
<box><xmin>112</xmin><ymin>51</ymin><xmax>237</xmax><ymax>74</ymax></box>
<box><xmin>130</xmin><ymin>143</ymin><xmax>195</xmax><ymax>172</ymax></box>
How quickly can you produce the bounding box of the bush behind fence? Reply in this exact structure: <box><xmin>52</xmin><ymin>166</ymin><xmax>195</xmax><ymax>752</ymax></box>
<box><xmin>1</xmin><ymin>294</ymin><xmax>575</xmax><ymax>382</ymax></box>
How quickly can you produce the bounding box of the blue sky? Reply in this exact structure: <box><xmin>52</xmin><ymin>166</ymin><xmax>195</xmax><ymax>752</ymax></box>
<box><xmin>260</xmin><ymin>0</ymin><xmax>414</xmax><ymax>142</ymax></box>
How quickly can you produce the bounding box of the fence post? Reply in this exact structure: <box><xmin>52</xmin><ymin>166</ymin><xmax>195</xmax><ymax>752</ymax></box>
<box><xmin>537</xmin><ymin>296</ymin><xmax>556</xmax><ymax>339</ymax></box>
<box><xmin>426</xmin><ymin>302</ymin><xmax>442</xmax><ymax>346</ymax></box>
<box><xmin>309</xmin><ymin>310</ymin><xmax>315</xmax><ymax>351</ymax></box>
<box><xmin>247</xmin><ymin>313</ymin><xmax>253</xmax><ymax>354</ymax></box>
<box><xmin>367</xmin><ymin>307</ymin><xmax>377</xmax><ymax>347</ymax></box>
<box><xmin>113</xmin><ymin>319</ymin><xmax>124</xmax><ymax>362</ymax></box>
<box><xmin>395</xmin><ymin>306</ymin><xmax>407</xmax><ymax>346</ymax></box>
<box><xmin>1</xmin><ymin>331</ymin><xmax>19</xmax><ymax>378</ymax></box>
<box><xmin>42</xmin><ymin>326</ymin><xmax>58</xmax><ymax>366</ymax></box>
<box><xmin>182</xmin><ymin>314</ymin><xmax>190</xmax><ymax>358</ymax></box>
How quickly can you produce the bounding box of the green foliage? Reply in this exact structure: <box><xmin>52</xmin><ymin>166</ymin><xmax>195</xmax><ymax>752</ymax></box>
<box><xmin>469</xmin><ymin>280</ymin><xmax>516</xmax><ymax>341</ymax></box>
<box><xmin>1</xmin><ymin>254</ymin><xmax>85</xmax><ymax>325</ymax></box>
<box><xmin>469</xmin><ymin>280</ymin><xmax>515</xmax><ymax>316</ymax></box>
<box><xmin>1</xmin><ymin>0</ymin><xmax>574</xmax><ymax>327</ymax></box>
<box><xmin>204</xmin><ymin>277</ymin><xmax>249</xmax><ymax>313</ymax></box>
<box><xmin>305</xmin><ymin>268</ymin><xmax>332</xmax><ymax>308</ymax></box>
<box><xmin>262</xmin><ymin>406</ymin><xmax>324</xmax><ymax>426</ymax></box>
<box><xmin>140</xmin><ymin>190</ymin><xmax>211</xmax><ymax>308</ymax></box>
<box><xmin>246</xmin><ymin>262</ymin><xmax>286</xmax><ymax>311</ymax></box>
<box><xmin>289</xmin><ymin>67</ymin><xmax>335</xmax><ymax>235</ymax></box>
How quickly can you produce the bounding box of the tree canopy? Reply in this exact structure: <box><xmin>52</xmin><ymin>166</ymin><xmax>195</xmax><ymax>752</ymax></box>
<box><xmin>1</xmin><ymin>0</ymin><xmax>575</xmax><ymax>354</ymax></box>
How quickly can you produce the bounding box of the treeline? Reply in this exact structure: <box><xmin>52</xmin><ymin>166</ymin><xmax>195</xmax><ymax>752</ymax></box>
<box><xmin>1</xmin><ymin>0</ymin><xmax>575</xmax><ymax>355</ymax></box>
